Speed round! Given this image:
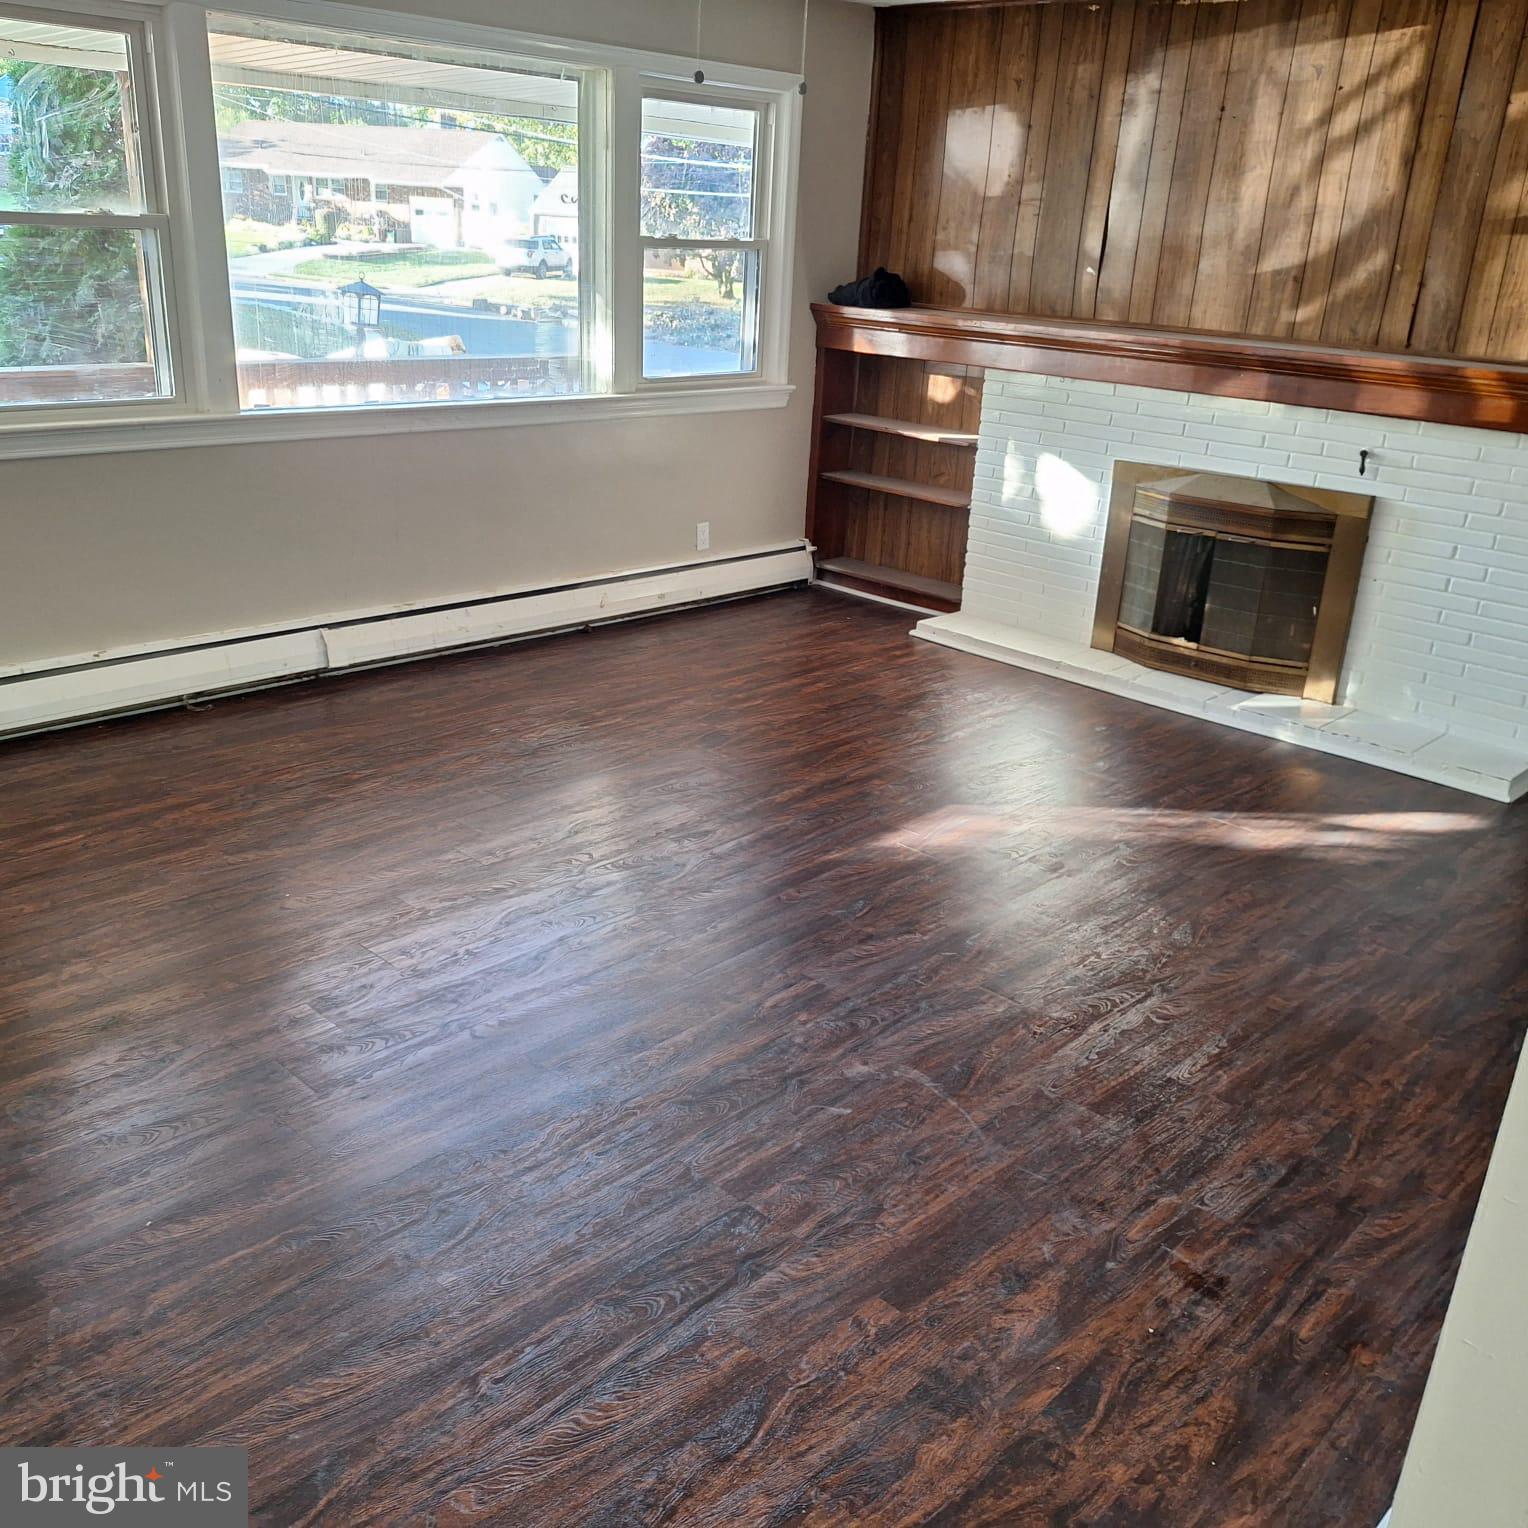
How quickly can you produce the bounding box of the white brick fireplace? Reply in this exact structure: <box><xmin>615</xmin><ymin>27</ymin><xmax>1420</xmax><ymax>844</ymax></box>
<box><xmin>914</xmin><ymin>371</ymin><xmax>1528</xmax><ymax>801</ymax></box>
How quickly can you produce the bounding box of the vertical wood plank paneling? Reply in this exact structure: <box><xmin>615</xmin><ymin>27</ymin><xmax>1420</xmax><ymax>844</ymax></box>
<box><xmin>1094</xmin><ymin>0</ymin><xmax>1178</xmax><ymax>321</ymax></box>
<box><xmin>1293</xmin><ymin>0</ymin><xmax>1385</xmax><ymax>338</ymax></box>
<box><xmin>1456</xmin><ymin>14</ymin><xmax>1528</xmax><ymax>350</ymax></box>
<box><xmin>1485</xmin><ymin>171</ymin><xmax>1528</xmax><ymax>348</ymax></box>
<box><xmin>858</xmin><ymin>18</ymin><xmax>907</xmax><ymax>276</ymax></box>
<box><xmin>1128</xmin><ymin>0</ymin><xmax>1198</xmax><ymax>323</ymax></box>
<box><xmin>860</xmin><ymin>0</ymin><xmax>1528</xmax><ymax>363</ymax></box>
<box><xmin>1376</xmin><ymin>0</ymin><xmax>1482</xmax><ymax>348</ymax></box>
<box><xmin>883</xmin><ymin>13</ymin><xmax>929</xmax><ymax>281</ymax></box>
<box><xmin>1189</xmin><ymin>0</ymin><xmax>1304</xmax><ymax>333</ymax></box>
<box><xmin>907</xmin><ymin>12</ymin><xmax>959</xmax><ymax>298</ymax></box>
<box><xmin>1031</xmin><ymin>4</ymin><xmax>1114</xmax><ymax>314</ymax></box>
<box><xmin>1074</xmin><ymin>0</ymin><xmax>1139</xmax><ymax>316</ymax></box>
<box><xmin>928</xmin><ymin>6</ymin><xmax>1006</xmax><ymax>307</ymax></box>
<box><xmin>1321</xmin><ymin>0</ymin><xmax>1443</xmax><ymax>343</ymax></box>
<box><xmin>1484</xmin><ymin>162</ymin><xmax>1528</xmax><ymax>352</ymax></box>
<box><xmin>971</xmin><ymin>6</ymin><xmax>1043</xmax><ymax>311</ymax></box>
<box><xmin>1007</xmin><ymin>3</ymin><xmax>1066</xmax><ymax>312</ymax></box>
<box><xmin>1244</xmin><ymin>0</ymin><xmax>1357</xmax><ymax>336</ymax></box>
<box><xmin>1407</xmin><ymin>0</ymin><xmax>1528</xmax><ymax>352</ymax></box>
<box><xmin>1151</xmin><ymin>0</ymin><xmax>1238</xmax><ymax>329</ymax></box>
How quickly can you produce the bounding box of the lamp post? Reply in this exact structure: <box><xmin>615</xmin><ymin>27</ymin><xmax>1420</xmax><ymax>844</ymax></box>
<box><xmin>340</xmin><ymin>279</ymin><xmax>382</xmax><ymax>359</ymax></box>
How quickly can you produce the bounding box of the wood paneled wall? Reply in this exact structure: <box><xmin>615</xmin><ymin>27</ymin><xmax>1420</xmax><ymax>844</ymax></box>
<box><xmin>861</xmin><ymin>0</ymin><xmax>1528</xmax><ymax>363</ymax></box>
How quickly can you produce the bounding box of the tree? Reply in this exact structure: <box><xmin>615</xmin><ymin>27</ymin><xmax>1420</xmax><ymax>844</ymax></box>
<box><xmin>695</xmin><ymin>248</ymin><xmax>739</xmax><ymax>301</ymax></box>
<box><xmin>640</xmin><ymin>133</ymin><xmax>751</xmax><ymax>299</ymax></box>
<box><xmin>0</xmin><ymin>61</ymin><xmax>147</xmax><ymax>370</ymax></box>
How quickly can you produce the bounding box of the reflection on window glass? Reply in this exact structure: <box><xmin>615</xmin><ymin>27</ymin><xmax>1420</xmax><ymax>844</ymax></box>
<box><xmin>643</xmin><ymin>247</ymin><xmax>758</xmax><ymax>378</ymax></box>
<box><xmin>0</xmin><ymin>226</ymin><xmax>159</xmax><ymax>404</ymax></box>
<box><xmin>0</xmin><ymin>17</ymin><xmax>141</xmax><ymax>214</ymax></box>
<box><xmin>0</xmin><ymin>14</ymin><xmax>164</xmax><ymax>408</ymax></box>
<box><xmin>640</xmin><ymin>99</ymin><xmax>756</xmax><ymax>240</ymax></box>
<box><xmin>208</xmin><ymin>16</ymin><xmax>583</xmax><ymax>410</ymax></box>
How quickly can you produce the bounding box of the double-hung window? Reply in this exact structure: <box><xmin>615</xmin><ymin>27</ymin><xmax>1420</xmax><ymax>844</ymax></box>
<box><xmin>0</xmin><ymin>0</ymin><xmax>799</xmax><ymax>442</ymax></box>
<box><xmin>640</xmin><ymin>95</ymin><xmax>768</xmax><ymax>381</ymax></box>
<box><xmin>0</xmin><ymin>6</ymin><xmax>174</xmax><ymax>407</ymax></box>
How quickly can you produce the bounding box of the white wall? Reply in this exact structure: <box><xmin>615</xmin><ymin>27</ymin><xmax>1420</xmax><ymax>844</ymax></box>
<box><xmin>967</xmin><ymin>371</ymin><xmax>1528</xmax><ymax>746</ymax></box>
<box><xmin>1390</xmin><ymin>1055</ymin><xmax>1528</xmax><ymax>1528</ymax></box>
<box><xmin>0</xmin><ymin>0</ymin><xmax>874</xmax><ymax>668</ymax></box>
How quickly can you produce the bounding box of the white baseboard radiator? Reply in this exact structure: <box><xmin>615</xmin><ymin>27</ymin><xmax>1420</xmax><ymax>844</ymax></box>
<box><xmin>0</xmin><ymin>545</ymin><xmax>811</xmax><ymax>741</ymax></box>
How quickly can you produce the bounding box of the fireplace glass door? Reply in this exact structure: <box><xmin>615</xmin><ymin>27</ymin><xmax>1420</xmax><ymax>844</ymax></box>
<box><xmin>1118</xmin><ymin>520</ymin><xmax>1328</xmax><ymax>671</ymax></box>
<box><xmin>1094</xmin><ymin>466</ymin><xmax>1372</xmax><ymax>703</ymax></box>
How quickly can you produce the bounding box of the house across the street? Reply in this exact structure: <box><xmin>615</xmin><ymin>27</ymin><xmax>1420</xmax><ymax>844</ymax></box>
<box><xmin>218</xmin><ymin>118</ymin><xmax>544</xmax><ymax>249</ymax></box>
<box><xmin>529</xmin><ymin>164</ymin><xmax>578</xmax><ymax>263</ymax></box>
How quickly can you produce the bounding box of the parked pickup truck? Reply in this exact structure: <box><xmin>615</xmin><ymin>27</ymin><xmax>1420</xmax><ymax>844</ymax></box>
<box><xmin>495</xmin><ymin>235</ymin><xmax>574</xmax><ymax>279</ymax></box>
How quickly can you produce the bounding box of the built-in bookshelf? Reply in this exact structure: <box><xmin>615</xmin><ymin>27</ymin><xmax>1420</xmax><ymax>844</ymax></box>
<box><xmin>805</xmin><ymin>305</ymin><xmax>983</xmax><ymax>612</ymax></box>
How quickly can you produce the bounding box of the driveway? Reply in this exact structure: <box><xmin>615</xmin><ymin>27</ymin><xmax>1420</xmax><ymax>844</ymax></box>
<box><xmin>225</xmin><ymin>242</ymin><xmax>356</xmax><ymax>277</ymax></box>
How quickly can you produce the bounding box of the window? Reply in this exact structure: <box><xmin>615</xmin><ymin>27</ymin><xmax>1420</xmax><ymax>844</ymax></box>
<box><xmin>0</xmin><ymin>8</ymin><xmax>172</xmax><ymax>407</ymax></box>
<box><xmin>209</xmin><ymin>14</ymin><xmax>583</xmax><ymax>410</ymax></box>
<box><xmin>640</xmin><ymin>96</ymin><xmax>765</xmax><ymax>379</ymax></box>
<box><xmin>0</xmin><ymin>1</ymin><xmax>798</xmax><ymax>437</ymax></box>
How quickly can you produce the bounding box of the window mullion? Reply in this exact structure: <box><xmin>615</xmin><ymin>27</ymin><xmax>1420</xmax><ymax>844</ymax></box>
<box><xmin>609</xmin><ymin>65</ymin><xmax>643</xmax><ymax>396</ymax></box>
<box><xmin>156</xmin><ymin>2</ymin><xmax>240</xmax><ymax>415</ymax></box>
<box><xmin>0</xmin><ymin>211</ymin><xmax>168</xmax><ymax>231</ymax></box>
<box><xmin>759</xmin><ymin>89</ymin><xmax>798</xmax><ymax>385</ymax></box>
<box><xmin>639</xmin><ymin>238</ymin><xmax>765</xmax><ymax>254</ymax></box>
<box><xmin>578</xmin><ymin>65</ymin><xmax>612</xmax><ymax>395</ymax></box>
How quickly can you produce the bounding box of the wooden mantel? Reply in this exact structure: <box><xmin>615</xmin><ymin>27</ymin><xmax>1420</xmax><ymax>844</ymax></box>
<box><xmin>813</xmin><ymin>304</ymin><xmax>1528</xmax><ymax>435</ymax></box>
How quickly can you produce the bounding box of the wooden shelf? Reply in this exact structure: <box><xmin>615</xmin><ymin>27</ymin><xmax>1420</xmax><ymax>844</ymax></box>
<box><xmin>805</xmin><ymin>336</ymin><xmax>978</xmax><ymax>611</ymax></box>
<box><xmin>822</xmin><ymin>412</ymin><xmax>979</xmax><ymax>447</ymax></box>
<box><xmin>813</xmin><ymin>301</ymin><xmax>1528</xmax><ymax>435</ymax></box>
<box><xmin>819</xmin><ymin>469</ymin><xmax>970</xmax><ymax>509</ymax></box>
<box><xmin>816</xmin><ymin>556</ymin><xmax>961</xmax><ymax>610</ymax></box>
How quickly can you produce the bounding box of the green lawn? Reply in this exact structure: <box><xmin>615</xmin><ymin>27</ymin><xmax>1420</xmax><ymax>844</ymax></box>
<box><xmin>641</xmin><ymin>268</ymin><xmax>737</xmax><ymax>307</ymax></box>
<box><xmin>292</xmin><ymin>249</ymin><xmax>500</xmax><ymax>288</ymax></box>
<box><xmin>225</xmin><ymin>218</ymin><xmax>307</xmax><ymax>259</ymax></box>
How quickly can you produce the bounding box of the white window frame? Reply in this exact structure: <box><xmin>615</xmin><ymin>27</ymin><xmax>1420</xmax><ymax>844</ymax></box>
<box><xmin>635</xmin><ymin>83</ymin><xmax>776</xmax><ymax>389</ymax></box>
<box><xmin>0</xmin><ymin>0</ymin><xmax>801</xmax><ymax>460</ymax></box>
<box><xmin>0</xmin><ymin>0</ymin><xmax>185</xmax><ymax>411</ymax></box>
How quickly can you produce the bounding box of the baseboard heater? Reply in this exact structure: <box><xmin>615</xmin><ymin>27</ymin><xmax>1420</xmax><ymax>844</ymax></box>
<box><xmin>0</xmin><ymin>546</ymin><xmax>811</xmax><ymax>741</ymax></box>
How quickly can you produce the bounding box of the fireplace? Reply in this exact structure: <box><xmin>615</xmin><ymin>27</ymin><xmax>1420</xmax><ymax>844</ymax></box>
<box><xmin>1091</xmin><ymin>463</ymin><xmax>1372</xmax><ymax>704</ymax></box>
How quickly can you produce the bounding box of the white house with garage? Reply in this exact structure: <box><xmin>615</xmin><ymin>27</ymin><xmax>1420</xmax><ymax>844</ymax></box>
<box><xmin>218</xmin><ymin>120</ymin><xmax>543</xmax><ymax>250</ymax></box>
<box><xmin>530</xmin><ymin>165</ymin><xmax>579</xmax><ymax>259</ymax></box>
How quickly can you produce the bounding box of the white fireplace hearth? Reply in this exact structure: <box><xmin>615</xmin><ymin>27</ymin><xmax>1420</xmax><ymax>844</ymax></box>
<box><xmin>913</xmin><ymin>370</ymin><xmax>1528</xmax><ymax>802</ymax></box>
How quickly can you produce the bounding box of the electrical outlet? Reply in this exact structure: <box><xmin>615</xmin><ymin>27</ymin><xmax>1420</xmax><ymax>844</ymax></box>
<box><xmin>696</xmin><ymin>521</ymin><xmax>711</xmax><ymax>551</ymax></box>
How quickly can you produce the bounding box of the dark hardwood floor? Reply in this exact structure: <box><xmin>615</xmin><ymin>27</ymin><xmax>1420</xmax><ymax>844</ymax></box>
<box><xmin>2</xmin><ymin>589</ymin><xmax>1524</xmax><ymax>1525</ymax></box>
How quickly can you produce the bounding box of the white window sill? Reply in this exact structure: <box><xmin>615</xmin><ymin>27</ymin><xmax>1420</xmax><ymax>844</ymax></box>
<box><xmin>0</xmin><ymin>382</ymin><xmax>795</xmax><ymax>463</ymax></box>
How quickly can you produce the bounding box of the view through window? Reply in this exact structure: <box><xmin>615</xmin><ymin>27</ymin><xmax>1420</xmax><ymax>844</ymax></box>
<box><xmin>208</xmin><ymin>18</ymin><xmax>583</xmax><ymax>410</ymax></box>
<box><xmin>0</xmin><ymin>13</ymin><xmax>169</xmax><ymax>407</ymax></box>
<box><xmin>0</xmin><ymin>4</ymin><xmax>794</xmax><ymax>424</ymax></box>
<box><xmin>641</xmin><ymin>98</ymin><xmax>762</xmax><ymax>379</ymax></box>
